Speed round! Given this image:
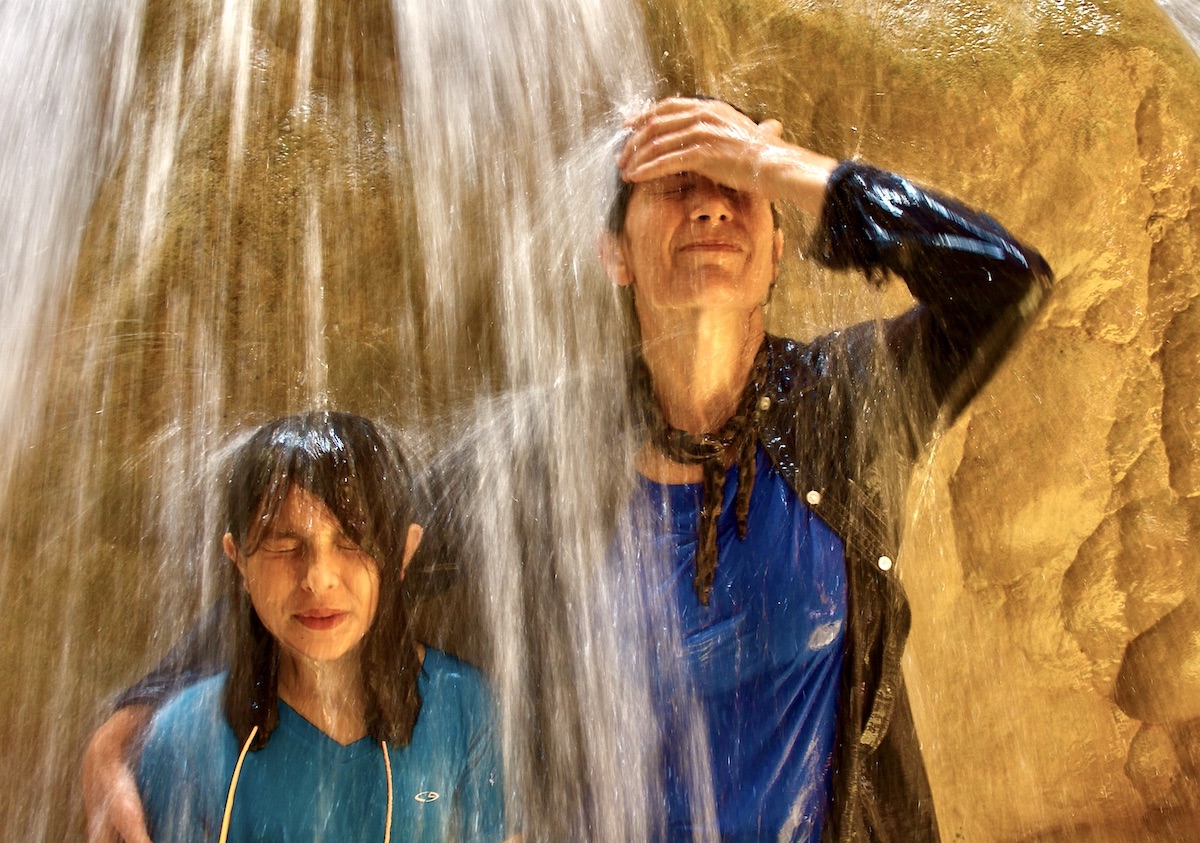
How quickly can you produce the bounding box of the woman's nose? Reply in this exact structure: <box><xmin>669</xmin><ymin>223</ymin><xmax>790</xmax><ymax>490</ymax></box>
<box><xmin>689</xmin><ymin>180</ymin><xmax>733</xmax><ymax>222</ymax></box>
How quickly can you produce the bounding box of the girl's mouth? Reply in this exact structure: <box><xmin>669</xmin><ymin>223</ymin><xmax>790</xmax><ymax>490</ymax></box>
<box><xmin>295</xmin><ymin>610</ymin><xmax>346</xmax><ymax>631</ymax></box>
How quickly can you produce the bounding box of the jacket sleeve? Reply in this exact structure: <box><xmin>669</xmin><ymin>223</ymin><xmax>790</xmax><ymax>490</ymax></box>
<box><xmin>810</xmin><ymin>160</ymin><xmax>1053</xmax><ymax>423</ymax></box>
<box><xmin>111</xmin><ymin>598</ymin><xmax>229</xmax><ymax>710</ymax></box>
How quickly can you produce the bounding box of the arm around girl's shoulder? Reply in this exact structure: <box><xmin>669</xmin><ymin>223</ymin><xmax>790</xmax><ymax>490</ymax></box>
<box><xmin>136</xmin><ymin>675</ymin><xmax>234</xmax><ymax>843</ymax></box>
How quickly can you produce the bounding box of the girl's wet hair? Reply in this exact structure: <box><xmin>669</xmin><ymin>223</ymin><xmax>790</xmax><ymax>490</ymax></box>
<box><xmin>223</xmin><ymin>411</ymin><xmax>424</xmax><ymax>749</ymax></box>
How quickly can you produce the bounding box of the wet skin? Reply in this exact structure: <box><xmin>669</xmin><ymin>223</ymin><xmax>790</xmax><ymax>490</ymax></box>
<box><xmin>224</xmin><ymin>486</ymin><xmax>381</xmax><ymax>672</ymax></box>
<box><xmin>612</xmin><ymin>171</ymin><xmax>781</xmax><ymax>318</ymax></box>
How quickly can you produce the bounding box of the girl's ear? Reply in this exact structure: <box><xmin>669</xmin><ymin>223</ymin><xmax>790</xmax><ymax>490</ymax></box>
<box><xmin>400</xmin><ymin>524</ymin><xmax>425</xmax><ymax>581</ymax></box>
<box><xmin>223</xmin><ymin>533</ymin><xmax>247</xmax><ymax>581</ymax></box>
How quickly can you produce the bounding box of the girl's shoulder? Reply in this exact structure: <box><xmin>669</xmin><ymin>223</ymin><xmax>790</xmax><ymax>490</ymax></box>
<box><xmin>416</xmin><ymin>649</ymin><xmax>497</xmax><ymax>735</ymax></box>
<box><xmin>420</xmin><ymin>647</ymin><xmax>481</xmax><ymax>679</ymax></box>
<box><xmin>420</xmin><ymin>649</ymin><xmax>490</xmax><ymax>698</ymax></box>
<box><xmin>137</xmin><ymin>674</ymin><xmax>236</xmax><ymax>838</ymax></box>
<box><xmin>149</xmin><ymin>672</ymin><xmax>229</xmax><ymax>737</ymax></box>
<box><xmin>142</xmin><ymin>673</ymin><xmax>236</xmax><ymax>777</ymax></box>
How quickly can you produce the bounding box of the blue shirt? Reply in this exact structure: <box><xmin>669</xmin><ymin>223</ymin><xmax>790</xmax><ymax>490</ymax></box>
<box><xmin>138</xmin><ymin>648</ymin><xmax>505</xmax><ymax>842</ymax></box>
<box><xmin>636</xmin><ymin>447</ymin><xmax>847</xmax><ymax>842</ymax></box>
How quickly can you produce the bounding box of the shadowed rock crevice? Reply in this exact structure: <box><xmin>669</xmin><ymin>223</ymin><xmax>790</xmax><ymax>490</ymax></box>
<box><xmin>1161</xmin><ymin>292</ymin><xmax>1200</xmax><ymax>499</ymax></box>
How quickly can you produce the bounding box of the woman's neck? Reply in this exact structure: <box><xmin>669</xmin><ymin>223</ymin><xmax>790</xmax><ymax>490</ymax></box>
<box><xmin>637</xmin><ymin>305</ymin><xmax>764</xmax><ymax>430</ymax></box>
<box><xmin>275</xmin><ymin>643</ymin><xmax>427</xmax><ymax>746</ymax></box>
<box><xmin>635</xmin><ymin>305</ymin><xmax>764</xmax><ymax>483</ymax></box>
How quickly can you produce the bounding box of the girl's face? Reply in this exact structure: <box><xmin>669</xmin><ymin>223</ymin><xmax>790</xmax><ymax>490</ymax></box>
<box><xmin>225</xmin><ymin>485</ymin><xmax>381</xmax><ymax>668</ymax></box>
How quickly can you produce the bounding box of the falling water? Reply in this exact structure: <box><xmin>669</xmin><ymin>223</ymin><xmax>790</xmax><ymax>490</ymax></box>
<box><xmin>1157</xmin><ymin>0</ymin><xmax>1200</xmax><ymax>53</ymax></box>
<box><xmin>0</xmin><ymin>0</ymin><xmax>665</xmax><ymax>838</ymax></box>
<box><xmin>0</xmin><ymin>1</ymin><xmax>141</xmax><ymax>517</ymax></box>
<box><xmin>0</xmin><ymin>0</ymin><xmax>1199</xmax><ymax>840</ymax></box>
<box><xmin>390</xmin><ymin>2</ymin><xmax>675</xmax><ymax>838</ymax></box>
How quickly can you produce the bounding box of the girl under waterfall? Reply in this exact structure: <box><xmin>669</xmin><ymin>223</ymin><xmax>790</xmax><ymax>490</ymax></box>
<box><xmin>135</xmin><ymin>411</ymin><xmax>510</xmax><ymax>842</ymax></box>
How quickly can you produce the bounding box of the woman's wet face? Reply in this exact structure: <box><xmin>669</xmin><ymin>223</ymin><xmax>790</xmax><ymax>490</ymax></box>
<box><xmin>608</xmin><ymin>171</ymin><xmax>780</xmax><ymax>317</ymax></box>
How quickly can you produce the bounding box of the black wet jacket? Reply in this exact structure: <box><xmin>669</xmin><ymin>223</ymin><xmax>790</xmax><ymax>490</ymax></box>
<box><xmin>762</xmin><ymin>161</ymin><xmax>1052</xmax><ymax>842</ymax></box>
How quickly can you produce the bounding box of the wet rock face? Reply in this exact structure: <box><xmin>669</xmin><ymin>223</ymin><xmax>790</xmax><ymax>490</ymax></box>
<box><xmin>1162</xmin><ymin>298</ymin><xmax>1200</xmax><ymax>499</ymax></box>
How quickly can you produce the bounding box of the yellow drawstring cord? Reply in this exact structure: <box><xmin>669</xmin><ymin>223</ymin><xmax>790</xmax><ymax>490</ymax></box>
<box><xmin>219</xmin><ymin>726</ymin><xmax>258</xmax><ymax>843</ymax></box>
<box><xmin>218</xmin><ymin>727</ymin><xmax>394</xmax><ymax>842</ymax></box>
<box><xmin>381</xmin><ymin>740</ymin><xmax>393</xmax><ymax>843</ymax></box>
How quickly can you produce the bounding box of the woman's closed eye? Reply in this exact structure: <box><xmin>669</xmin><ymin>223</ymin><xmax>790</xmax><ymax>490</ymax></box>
<box><xmin>648</xmin><ymin>173</ymin><xmax>693</xmax><ymax>196</ymax></box>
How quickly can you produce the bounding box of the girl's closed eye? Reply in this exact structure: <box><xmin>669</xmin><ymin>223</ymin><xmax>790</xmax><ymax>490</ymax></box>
<box><xmin>259</xmin><ymin>535</ymin><xmax>302</xmax><ymax>554</ymax></box>
<box><xmin>334</xmin><ymin>534</ymin><xmax>365</xmax><ymax>553</ymax></box>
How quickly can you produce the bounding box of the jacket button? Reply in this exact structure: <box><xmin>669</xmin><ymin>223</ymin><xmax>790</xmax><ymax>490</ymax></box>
<box><xmin>877</xmin><ymin>555</ymin><xmax>893</xmax><ymax>572</ymax></box>
<box><xmin>805</xmin><ymin>490</ymin><xmax>821</xmax><ymax>506</ymax></box>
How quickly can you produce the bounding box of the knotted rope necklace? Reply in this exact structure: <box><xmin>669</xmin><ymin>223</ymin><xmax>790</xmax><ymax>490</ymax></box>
<box><xmin>634</xmin><ymin>338</ymin><xmax>770</xmax><ymax>606</ymax></box>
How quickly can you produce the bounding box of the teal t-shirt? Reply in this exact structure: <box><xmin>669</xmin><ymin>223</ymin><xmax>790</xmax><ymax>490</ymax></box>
<box><xmin>137</xmin><ymin>648</ymin><xmax>505</xmax><ymax>842</ymax></box>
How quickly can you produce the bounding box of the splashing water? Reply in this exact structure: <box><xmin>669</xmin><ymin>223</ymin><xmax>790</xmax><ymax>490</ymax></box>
<box><xmin>0</xmin><ymin>0</ymin><xmax>669</xmax><ymax>838</ymax></box>
<box><xmin>1157</xmin><ymin>0</ymin><xmax>1200</xmax><ymax>54</ymax></box>
<box><xmin>0</xmin><ymin>0</ymin><xmax>1198</xmax><ymax>840</ymax></box>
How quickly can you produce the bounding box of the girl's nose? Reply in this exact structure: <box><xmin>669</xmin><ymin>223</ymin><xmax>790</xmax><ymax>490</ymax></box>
<box><xmin>302</xmin><ymin>549</ymin><xmax>339</xmax><ymax>593</ymax></box>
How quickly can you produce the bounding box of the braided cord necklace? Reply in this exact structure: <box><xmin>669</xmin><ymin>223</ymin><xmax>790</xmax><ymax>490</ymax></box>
<box><xmin>634</xmin><ymin>337</ymin><xmax>771</xmax><ymax>606</ymax></box>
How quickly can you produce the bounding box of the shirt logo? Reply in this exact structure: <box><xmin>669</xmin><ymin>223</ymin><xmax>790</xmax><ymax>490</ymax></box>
<box><xmin>414</xmin><ymin>791</ymin><xmax>440</xmax><ymax>803</ymax></box>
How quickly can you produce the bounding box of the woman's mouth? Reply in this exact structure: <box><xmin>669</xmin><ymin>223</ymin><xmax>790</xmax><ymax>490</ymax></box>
<box><xmin>680</xmin><ymin>240</ymin><xmax>740</xmax><ymax>252</ymax></box>
<box><xmin>295</xmin><ymin>610</ymin><xmax>347</xmax><ymax>631</ymax></box>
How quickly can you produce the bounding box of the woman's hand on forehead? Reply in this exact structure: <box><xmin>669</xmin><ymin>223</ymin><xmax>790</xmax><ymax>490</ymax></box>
<box><xmin>617</xmin><ymin>98</ymin><xmax>785</xmax><ymax>198</ymax></box>
<box><xmin>617</xmin><ymin>97</ymin><xmax>838</xmax><ymax>219</ymax></box>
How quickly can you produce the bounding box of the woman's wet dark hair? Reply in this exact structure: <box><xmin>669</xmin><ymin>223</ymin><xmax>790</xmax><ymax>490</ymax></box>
<box><xmin>606</xmin><ymin>150</ymin><xmax>636</xmax><ymax>236</ymax></box>
<box><xmin>223</xmin><ymin>411</ymin><xmax>423</xmax><ymax>749</ymax></box>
